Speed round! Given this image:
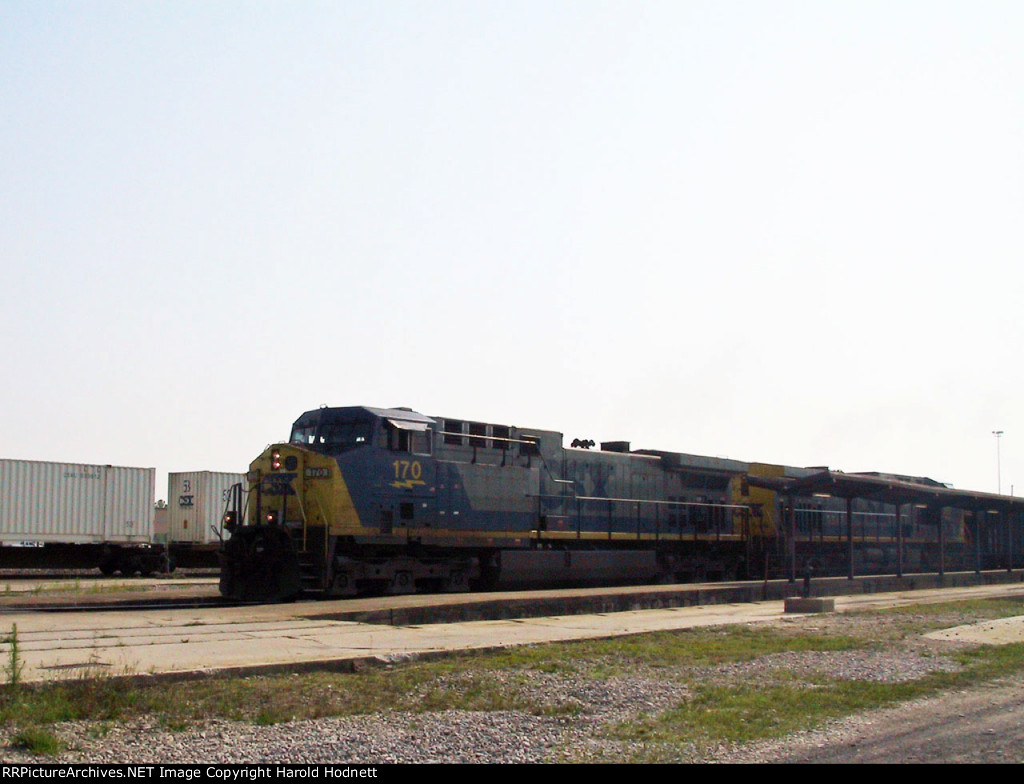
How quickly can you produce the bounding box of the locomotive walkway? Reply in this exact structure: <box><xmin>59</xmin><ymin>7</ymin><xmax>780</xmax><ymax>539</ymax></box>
<box><xmin>3</xmin><ymin>573</ymin><xmax>1024</xmax><ymax>683</ymax></box>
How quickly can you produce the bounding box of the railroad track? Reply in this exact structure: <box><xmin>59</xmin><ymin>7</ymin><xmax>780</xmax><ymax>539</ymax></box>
<box><xmin>0</xmin><ymin>572</ymin><xmax>223</xmax><ymax>613</ymax></box>
<box><xmin>0</xmin><ymin>596</ymin><xmax>232</xmax><ymax>614</ymax></box>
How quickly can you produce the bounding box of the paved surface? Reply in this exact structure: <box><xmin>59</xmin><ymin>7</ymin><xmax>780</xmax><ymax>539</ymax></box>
<box><xmin>926</xmin><ymin>614</ymin><xmax>1024</xmax><ymax>645</ymax></box>
<box><xmin>3</xmin><ymin>581</ymin><xmax>1024</xmax><ymax>683</ymax></box>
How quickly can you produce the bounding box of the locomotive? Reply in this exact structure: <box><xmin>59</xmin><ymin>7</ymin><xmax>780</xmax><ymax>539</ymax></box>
<box><xmin>218</xmin><ymin>405</ymin><xmax>983</xmax><ymax>603</ymax></box>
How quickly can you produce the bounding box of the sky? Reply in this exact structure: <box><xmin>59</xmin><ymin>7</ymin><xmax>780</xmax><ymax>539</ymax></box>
<box><xmin>2</xmin><ymin>1</ymin><xmax>1022</xmax><ymax>502</ymax></box>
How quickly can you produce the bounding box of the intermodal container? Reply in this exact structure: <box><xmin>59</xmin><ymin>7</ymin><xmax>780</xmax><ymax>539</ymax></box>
<box><xmin>0</xmin><ymin>459</ymin><xmax>155</xmax><ymax>544</ymax></box>
<box><xmin>167</xmin><ymin>471</ymin><xmax>245</xmax><ymax>545</ymax></box>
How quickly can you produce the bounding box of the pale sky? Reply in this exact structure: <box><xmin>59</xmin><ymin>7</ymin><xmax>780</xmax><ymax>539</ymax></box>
<box><xmin>2</xmin><ymin>1</ymin><xmax>1021</xmax><ymax>501</ymax></box>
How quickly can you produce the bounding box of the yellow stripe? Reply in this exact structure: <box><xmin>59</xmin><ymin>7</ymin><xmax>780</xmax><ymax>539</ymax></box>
<box><xmin>390</xmin><ymin>528</ymin><xmax>747</xmax><ymax>544</ymax></box>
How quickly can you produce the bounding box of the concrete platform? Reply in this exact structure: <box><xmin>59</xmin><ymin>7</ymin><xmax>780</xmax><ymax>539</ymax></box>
<box><xmin>3</xmin><ymin>581</ymin><xmax>1024</xmax><ymax>684</ymax></box>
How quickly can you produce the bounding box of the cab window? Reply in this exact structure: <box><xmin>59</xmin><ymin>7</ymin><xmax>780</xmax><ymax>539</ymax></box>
<box><xmin>317</xmin><ymin>419</ymin><xmax>374</xmax><ymax>454</ymax></box>
<box><xmin>290</xmin><ymin>426</ymin><xmax>316</xmax><ymax>445</ymax></box>
<box><xmin>387</xmin><ymin>421</ymin><xmax>432</xmax><ymax>455</ymax></box>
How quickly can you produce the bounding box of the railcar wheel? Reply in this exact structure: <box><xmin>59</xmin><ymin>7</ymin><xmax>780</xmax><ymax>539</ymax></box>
<box><xmin>389</xmin><ymin>570</ymin><xmax>415</xmax><ymax>595</ymax></box>
<box><xmin>119</xmin><ymin>556</ymin><xmax>142</xmax><ymax>576</ymax></box>
<box><xmin>444</xmin><ymin>570</ymin><xmax>469</xmax><ymax>592</ymax></box>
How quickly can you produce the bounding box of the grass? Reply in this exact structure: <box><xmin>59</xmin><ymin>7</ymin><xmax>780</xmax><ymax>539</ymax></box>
<box><xmin>3</xmin><ymin>596</ymin><xmax>1024</xmax><ymax>759</ymax></box>
<box><xmin>5</xmin><ymin>625</ymin><xmax>23</xmax><ymax>688</ymax></box>
<box><xmin>10</xmin><ymin>726</ymin><xmax>65</xmax><ymax>756</ymax></box>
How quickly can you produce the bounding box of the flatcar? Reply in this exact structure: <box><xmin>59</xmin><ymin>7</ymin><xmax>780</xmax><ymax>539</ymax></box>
<box><xmin>218</xmin><ymin>405</ymin><xmax>1009</xmax><ymax>603</ymax></box>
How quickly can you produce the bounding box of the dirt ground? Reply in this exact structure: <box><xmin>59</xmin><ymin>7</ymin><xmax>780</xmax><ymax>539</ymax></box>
<box><xmin>758</xmin><ymin>672</ymin><xmax>1024</xmax><ymax>764</ymax></box>
<box><xmin>725</xmin><ymin>612</ymin><xmax>1024</xmax><ymax>764</ymax></box>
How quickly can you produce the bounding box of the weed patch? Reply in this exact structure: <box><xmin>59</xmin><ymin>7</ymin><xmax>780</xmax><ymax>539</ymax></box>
<box><xmin>11</xmin><ymin>726</ymin><xmax>65</xmax><ymax>756</ymax></box>
<box><xmin>4</xmin><ymin>625</ymin><xmax>24</xmax><ymax>688</ymax></box>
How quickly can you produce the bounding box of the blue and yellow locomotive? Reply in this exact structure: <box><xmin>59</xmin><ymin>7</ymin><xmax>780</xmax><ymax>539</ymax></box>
<box><xmin>219</xmin><ymin>405</ymin><xmax>770</xmax><ymax>602</ymax></box>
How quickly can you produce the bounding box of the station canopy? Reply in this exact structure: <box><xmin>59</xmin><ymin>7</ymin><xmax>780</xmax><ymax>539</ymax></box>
<box><xmin>746</xmin><ymin>470</ymin><xmax>1024</xmax><ymax>515</ymax></box>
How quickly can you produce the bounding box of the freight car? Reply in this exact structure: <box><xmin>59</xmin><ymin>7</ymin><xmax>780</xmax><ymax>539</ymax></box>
<box><xmin>218</xmin><ymin>405</ymin><xmax>1012</xmax><ymax>603</ymax></box>
<box><xmin>0</xmin><ymin>460</ymin><xmax>245</xmax><ymax>575</ymax></box>
<box><xmin>0</xmin><ymin>459</ymin><xmax>168</xmax><ymax>575</ymax></box>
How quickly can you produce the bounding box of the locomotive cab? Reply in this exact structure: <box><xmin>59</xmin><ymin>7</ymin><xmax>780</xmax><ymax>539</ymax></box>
<box><xmin>219</xmin><ymin>406</ymin><xmax>453</xmax><ymax>602</ymax></box>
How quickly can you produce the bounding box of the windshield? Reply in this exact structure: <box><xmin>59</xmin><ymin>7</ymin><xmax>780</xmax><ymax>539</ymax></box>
<box><xmin>289</xmin><ymin>413</ymin><xmax>375</xmax><ymax>454</ymax></box>
<box><xmin>319</xmin><ymin>419</ymin><xmax>373</xmax><ymax>452</ymax></box>
<box><xmin>290</xmin><ymin>425</ymin><xmax>317</xmax><ymax>445</ymax></box>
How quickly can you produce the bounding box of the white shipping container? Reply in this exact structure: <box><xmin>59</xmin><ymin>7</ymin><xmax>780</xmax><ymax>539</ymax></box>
<box><xmin>167</xmin><ymin>471</ymin><xmax>245</xmax><ymax>545</ymax></box>
<box><xmin>0</xmin><ymin>459</ymin><xmax>155</xmax><ymax>544</ymax></box>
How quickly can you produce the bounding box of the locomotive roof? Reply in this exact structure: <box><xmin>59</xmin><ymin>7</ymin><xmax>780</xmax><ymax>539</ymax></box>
<box><xmin>295</xmin><ymin>406</ymin><xmax>436</xmax><ymax>425</ymax></box>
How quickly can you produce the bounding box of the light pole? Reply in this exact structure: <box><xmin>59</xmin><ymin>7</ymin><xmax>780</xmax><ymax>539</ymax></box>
<box><xmin>993</xmin><ymin>430</ymin><xmax>1004</xmax><ymax>494</ymax></box>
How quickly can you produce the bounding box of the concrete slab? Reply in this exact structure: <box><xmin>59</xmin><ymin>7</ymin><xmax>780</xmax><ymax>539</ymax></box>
<box><xmin>925</xmin><ymin>616</ymin><xmax>1024</xmax><ymax>645</ymax></box>
<box><xmin>784</xmin><ymin>597</ymin><xmax>836</xmax><ymax>613</ymax></box>
<box><xmin>0</xmin><ymin>599</ymin><xmax>796</xmax><ymax>683</ymax></box>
